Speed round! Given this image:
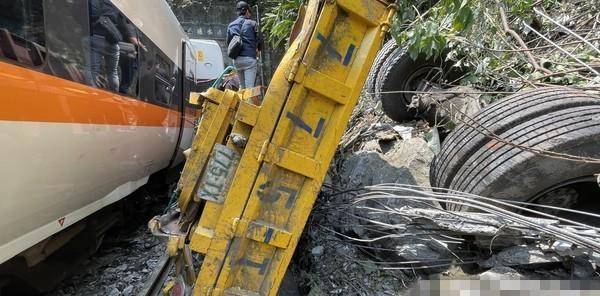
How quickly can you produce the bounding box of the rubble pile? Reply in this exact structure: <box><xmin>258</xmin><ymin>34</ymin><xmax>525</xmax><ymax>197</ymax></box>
<box><xmin>296</xmin><ymin>94</ymin><xmax>600</xmax><ymax>295</ymax></box>
<box><xmin>295</xmin><ymin>97</ymin><xmax>435</xmax><ymax>295</ymax></box>
<box><xmin>349</xmin><ymin>184</ymin><xmax>600</xmax><ymax>278</ymax></box>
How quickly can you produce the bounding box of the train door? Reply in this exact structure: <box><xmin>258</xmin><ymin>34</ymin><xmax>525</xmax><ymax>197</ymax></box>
<box><xmin>169</xmin><ymin>40</ymin><xmax>198</xmax><ymax>167</ymax></box>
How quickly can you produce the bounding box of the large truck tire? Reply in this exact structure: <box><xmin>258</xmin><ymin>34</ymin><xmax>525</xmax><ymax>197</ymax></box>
<box><xmin>363</xmin><ymin>38</ymin><xmax>398</xmax><ymax>97</ymax></box>
<box><xmin>375</xmin><ymin>48</ymin><xmax>459</xmax><ymax>123</ymax></box>
<box><xmin>430</xmin><ymin>87</ymin><xmax>600</xmax><ymax>204</ymax></box>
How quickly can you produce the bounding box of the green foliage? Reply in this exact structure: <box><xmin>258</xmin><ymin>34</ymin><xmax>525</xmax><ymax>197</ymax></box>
<box><xmin>259</xmin><ymin>0</ymin><xmax>599</xmax><ymax>91</ymax></box>
<box><xmin>394</xmin><ymin>0</ymin><xmax>475</xmax><ymax>60</ymax></box>
<box><xmin>392</xmin><ymin>0</ymin><xmax>600</xmax><ymax>91</ymax></box>
<box><xmin>261</xmin><ymin>0</ymin><xmax>304</xmax><ymax>48</ymax></box>
<box><xmin>402</xmin><ymin>22</ymin><xmax>447</xmax><ymax>60</ymax></box>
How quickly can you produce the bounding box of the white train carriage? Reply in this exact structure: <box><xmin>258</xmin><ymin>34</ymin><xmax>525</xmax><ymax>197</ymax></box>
<box><xmin>0</xmin><ymin>0</ymin><xmax>216</xmax><ymax>291</ymax></box>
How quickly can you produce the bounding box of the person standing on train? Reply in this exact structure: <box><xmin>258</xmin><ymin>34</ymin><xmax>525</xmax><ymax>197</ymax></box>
<box><xmin>87</xmin><ymin>0</ymin><xmax>138</xmax><ymax>92</ymax></box>
<box><xmin>227</xmin><ymin>1</ymin><xmax>263</xmax><ymax>89</ymax></box>
<box><xmin>119</xmin><ymin>22</ymin><xmax>146</xmax><ymax>95</ymax></box>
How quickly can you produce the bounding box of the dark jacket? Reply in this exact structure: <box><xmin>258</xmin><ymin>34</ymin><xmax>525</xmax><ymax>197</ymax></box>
<box><xmin>227</xmin><ymin>16</ymin><xmax>263</xmax><ymax>58</ymax></box>
<box><xmin>89</xmin><ymin>0</ymin><xmax>135</xmax><ymax>43</ymax></box>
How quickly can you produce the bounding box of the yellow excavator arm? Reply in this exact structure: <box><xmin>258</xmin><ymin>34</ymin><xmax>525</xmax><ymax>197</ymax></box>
<box><xmin>150</xmin><ymin>0</ymin><xmax>397</xmax><ymax>295</ymax></box>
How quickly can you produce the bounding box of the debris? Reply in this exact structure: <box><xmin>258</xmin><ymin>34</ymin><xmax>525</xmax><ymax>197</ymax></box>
<box><xmin>552</xmin><ymin>241</ymin><xmax>577</xmax><ymax>257</ymax></box>
<box><xmin>337</xmin><ymin>133</ymin><xmax>434</xmax><ymax>189</ymax></box>
<box><xmin>230</xmin><ymin>133</ymin><xmax>248</xmax><ymax>149</ymax></box>
<box><xmin>296</xmin><ymin>95</ymin><xmax>600</xmax><ymax>294</ymax></box>
<box><xmin>571</xmin><ymin>256</ymin><xmax>597</xmax><ymax>279</ymax></box>
<box><xmin>424</xmin><ymin>128</ymin><xmax>441</xmax><ymax>155</ymax></box>
<box><xmin>393</xmin><ymin>126</ymin><xmax>413</xmax><ymax>140</ymax></box>
<box><xmin>410</xmin><ymin>86</ymin><xmax>484</xmax><ymax>129</ymax></box>
<box><xmin>396</xmin><ymin>244</ymin><xmax>444</xmax><ymax>262</ymax></box>
<box><xmin>122</xmin><ymin>285</ymin><xmax>134</xmax><ymax>295</ymax></box>
<box><xmin>396</xmin><ymin>207</ymin><xmax>559</xmax><ymax>237</ymax></box>
<box><xmin>108</xmin><ymin>286</ymin><xmax>120</xmax><ymax>296</ymax></box>
<box><xmin>482</xmin><ymin>246</ymin><xmax>562</xmax><ymax>268</ymax></box>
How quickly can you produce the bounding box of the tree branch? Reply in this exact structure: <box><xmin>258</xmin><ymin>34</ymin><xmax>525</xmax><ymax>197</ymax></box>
<box><xmin>496</xmin><ymin>3</ymin><xmax>553</xmax><ymax>75</ymax></box>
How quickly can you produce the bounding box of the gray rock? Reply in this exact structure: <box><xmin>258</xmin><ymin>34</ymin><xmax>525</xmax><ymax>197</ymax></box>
<box><xmin>117</xmin><ymin>264</ymin><xmax>128</xmax><ymax>272</ymax></box>
<box><xmin>340</xmin><ymin>137</ymin><xmax>434</xmax><ymax>189</ymax></box>
<box><xmin>338</xmin><ymin>137</ymin><xmax>435</xmax><ymax>229</ymax></box>
<box><xmin>479</xmin><ymin>267</ymin><xmax>523</xmax><ymax>280</ymax></box>
<box><xmin>122</xmin><ymin>285</ymin><xmax>134</xmax><ymax>295</ymax></box>
<box><xmin>484</xmin><ymin>246</ymin><xmax>562</xmax><ymax>268</ymax></box>
<box><xmin>571</xmin><ymin>256</ymin><xmax>597</xmax><ymax>279</ymax></box>
<box><xmin>396</xmin><ymin>243</ymin><xmax>442</xmax><ymax>261</ymax></box>
<box><xmin>311</xmin><ymin>246</ymin><xmax>325</xmax><ymax>257</ymax></box>
<box><xmin>108</xmin><ymin>286</ymin><xmax>120</xmax><ymax>296</ymax></box>
<box><xmin>409</xmin><ymin>86</ymin><xmax>483</xmax><ymax>130</ymax></box>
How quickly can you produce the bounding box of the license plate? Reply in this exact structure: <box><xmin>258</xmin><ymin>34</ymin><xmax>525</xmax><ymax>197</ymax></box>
<box><xmin>196</xmin><ymin>145</ymin><xmax>240</xmax><ymax>204</ymax></box>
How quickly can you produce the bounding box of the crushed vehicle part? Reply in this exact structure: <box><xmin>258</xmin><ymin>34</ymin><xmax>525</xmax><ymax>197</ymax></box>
<box><xmin>375</xmin><ymin>47</ymin><xmax>461</xmax><ymax>123</ymax></box>
<box><xmin>408</xmin><ymin>86</ymin><xmax>483</xmax><ymax>130</ymax></box>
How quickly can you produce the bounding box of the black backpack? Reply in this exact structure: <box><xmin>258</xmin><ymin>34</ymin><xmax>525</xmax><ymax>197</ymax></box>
<box><xmin>91</xmin><ymin>0</ymin><xmax>123</xmax><ymax>44</ymax></box>
<box><xmin>96</xmin><ymin>16</ymin><xmax>123</xmax><ymax>44</ymax></box>
<box><xmin>227</xmin><ymin>19</ymin><xmax>246</xmax><ymax>59</ymax></box>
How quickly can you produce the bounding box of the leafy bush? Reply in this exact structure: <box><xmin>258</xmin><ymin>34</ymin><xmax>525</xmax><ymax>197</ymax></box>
<box><xmin>260</xmin><ymin>0</ymin><xmax>600</xmax><ymax>91</ymax></box>
<box><xmin>261</xmin><ymin>0</ymin><xmax>304</xmax><ymax>48</ymax></box>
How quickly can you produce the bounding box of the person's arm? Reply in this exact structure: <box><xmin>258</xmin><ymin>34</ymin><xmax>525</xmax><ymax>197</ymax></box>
<box><xmin>115</xmin><ymin>11</ymin><xmax>133</xmax><ymax>38</ymax></box>
<box><xmin>125</xmin><ymin>23</ymin><xmax>147</xmax><ymax>51</ymax></box>
<box><xmin>226</xmin><ymin>24</ymin><xmax>233</xmax><ymax>45</ymax></box>
<box><xmin>121</xmin><ymin>18</ymin><xmax>147</xmax><ymax>52</ymax></box>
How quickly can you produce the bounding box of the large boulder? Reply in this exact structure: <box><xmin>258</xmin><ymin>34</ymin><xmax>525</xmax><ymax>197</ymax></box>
<box><xmin>336</xmin><ymin>133</ymin><xmax>434</xmax><ymax>189</ymax></box>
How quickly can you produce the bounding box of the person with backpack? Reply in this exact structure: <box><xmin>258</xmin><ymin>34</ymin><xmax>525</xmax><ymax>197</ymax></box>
<box><xmin>227</xmin><ymin>1</ymin><xmax>263</xmax><ymax>90</ymax></box>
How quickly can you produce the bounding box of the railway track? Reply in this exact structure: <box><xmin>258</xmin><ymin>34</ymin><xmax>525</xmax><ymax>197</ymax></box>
<box><xmin>139</xmin><ymin>255</ymin><xmax>174</xmax><ymax>296</ymax></box>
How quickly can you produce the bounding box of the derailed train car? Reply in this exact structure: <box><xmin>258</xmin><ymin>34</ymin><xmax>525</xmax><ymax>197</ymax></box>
<box><xmin>0</xmin><ymin>0</ymin><xmax>209</xmax><ymax>291</ymax></box>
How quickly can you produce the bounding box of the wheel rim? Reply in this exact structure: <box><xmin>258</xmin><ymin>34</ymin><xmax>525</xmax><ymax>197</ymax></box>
<box><xmin>401</xmin><ymin>65</ymin><xmax>444</xmax><ymax>104</ymax></box>
<box><xmin>530</xmin><ymin>176</ymin><xmax>600</xmax><ymax>223</ymax></box>
<box><xmin>535</xmin><ymin>187</ymin><xmax>580</xmax><ymax>213</ymax></box>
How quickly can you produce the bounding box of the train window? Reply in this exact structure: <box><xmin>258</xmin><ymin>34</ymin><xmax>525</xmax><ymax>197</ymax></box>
<box><xmin>118</xmin><ymin>40</ymin><xmax>140</xmax><ymax>97</ymax></box>
<box><xmin>43</xmin><ymin>0</ymin><xmax>90</xmax><ymax>84</ymax></box>
<box><xmin>137</xmin><ymin>31</ymin><xmax>177</xmax><ymax>106</ymax></box>
<box><xmin>0</xmin><ymin>0</ymin><xmax>46</xmax><ymax>67</ymax></box>
<box><xmin>0</xmin><ymin>0</ymin><xmax>144</xmax><ymax>98</ymax></box>
<box><xmin>86</xmin><ymin>0</ymin><xmax>140</xmax><ymax>95</ymax></box>
<box><xmin>154</xmin><ymin>53</ymin><xmax>174</xmax><ymax>105</ymax></box>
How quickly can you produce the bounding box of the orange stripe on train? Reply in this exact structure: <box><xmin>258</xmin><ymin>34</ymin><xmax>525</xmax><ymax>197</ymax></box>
<box><xmin>0</xmin><ymin>61</ymin><xmax>180</xmax><ymax>127</ymax></box>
